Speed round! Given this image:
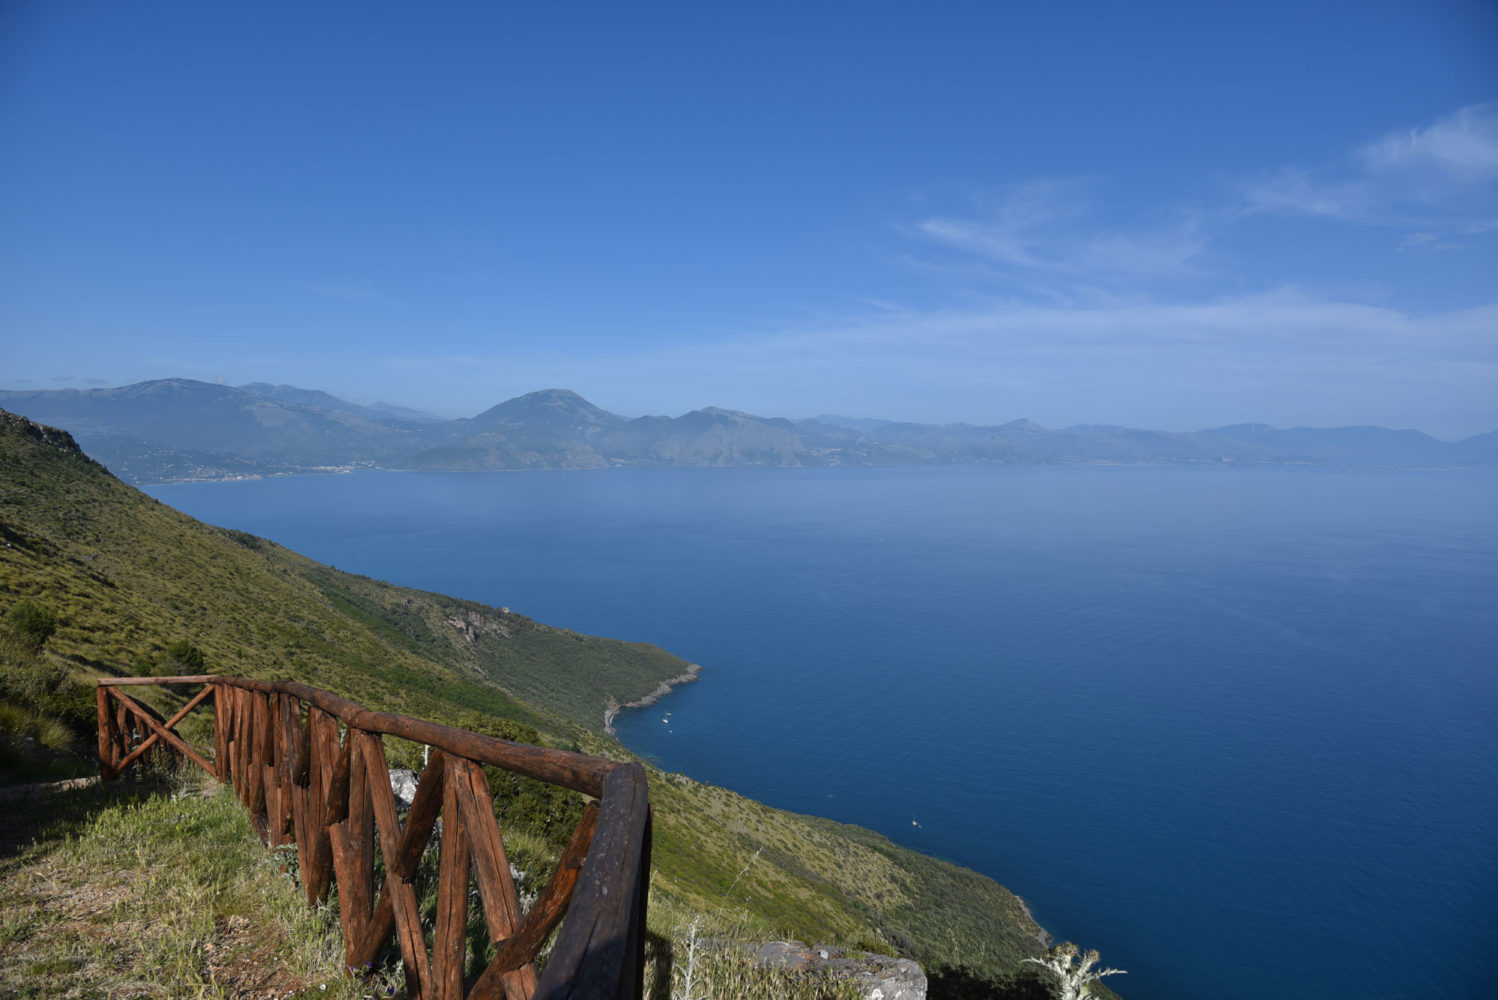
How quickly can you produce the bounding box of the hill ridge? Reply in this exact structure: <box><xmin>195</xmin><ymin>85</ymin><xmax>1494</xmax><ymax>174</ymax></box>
<box><xmin>3</xmin><ymin>379</ymin><xmax>1491</xmax><ymax>484</ymax></box>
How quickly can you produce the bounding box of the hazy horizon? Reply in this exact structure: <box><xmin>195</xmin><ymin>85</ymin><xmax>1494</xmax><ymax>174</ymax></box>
<box><xmin>4</xmin><ymin>374</ymin><xmax>1494</xmax><ymax>442</ymax></box>
<box><xmin>3</xmin><ymin>2</ymin><xmax>1495</xmax><ymax>437</ymax></box>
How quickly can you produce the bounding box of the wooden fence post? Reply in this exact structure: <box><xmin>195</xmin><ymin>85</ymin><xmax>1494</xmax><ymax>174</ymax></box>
<box><xmin>434</xmin><ymin>755</ymin><xmax>472</xmax><ymax>1000</ymax></box>
<box><xmin>96</xmin><ymin>686</ymin><xmax>118</xmax><ymax>779</ymax></box>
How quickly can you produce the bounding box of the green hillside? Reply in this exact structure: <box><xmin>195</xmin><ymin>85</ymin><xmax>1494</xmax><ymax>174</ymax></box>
<box><xmin>0</xmin><ymin>407</ymin><xmax>1065</xmax><ymax>996</ymax></box>
<box><xmin>0</xmin><ymin>408</ymin><xmax>685</xmax><ymax>733</ymax></box>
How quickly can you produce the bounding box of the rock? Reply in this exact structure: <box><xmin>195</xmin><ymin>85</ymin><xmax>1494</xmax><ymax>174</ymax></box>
<box><xmin>388</xmin><ymin>768</ymin><xmax>419</xmax><ymax>811</ymax></box>
<box><xmin>751</xmin><ymin>940</ymin><xmax>926</xmax><ymax>1000</ymax></box>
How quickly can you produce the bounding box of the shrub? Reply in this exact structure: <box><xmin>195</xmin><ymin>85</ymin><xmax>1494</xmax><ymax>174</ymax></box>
<box><xmin>156</xmin><ymin>639</ymin><xmax>206</xmax><ymax>675</ymax></box>
<box><xmin>6</xmin><ymin>599</ymin><xmax>57</xmax><ymax>651</ymax></box>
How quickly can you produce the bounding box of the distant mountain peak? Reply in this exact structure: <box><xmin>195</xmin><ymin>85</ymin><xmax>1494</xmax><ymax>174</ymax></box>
<box><xmin>515</xmin><ymin>387</ymin><xmax>587</xmax><ymax>403</ymax></box>
<box><xmin>468</xmin><ymin>388</ymin><xmax>622</xmax><ymax>430</ymax></box>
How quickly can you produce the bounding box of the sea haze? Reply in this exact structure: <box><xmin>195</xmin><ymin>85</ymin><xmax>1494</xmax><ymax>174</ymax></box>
<box><xmin>147</xmin><ymin>465</ymin><xmax>1498</xmax><ymax>1000</ymax></box>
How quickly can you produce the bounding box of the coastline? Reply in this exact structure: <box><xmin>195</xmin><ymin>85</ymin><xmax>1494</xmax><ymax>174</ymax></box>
<box><xmin>604</xmin><ymin>663</ymin><xmax>703</xmax><ymax>735</ymax></box>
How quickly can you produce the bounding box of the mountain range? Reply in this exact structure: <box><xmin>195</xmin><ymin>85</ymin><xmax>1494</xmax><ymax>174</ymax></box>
<box><xmin>1</xmin><ymin>378</ymin><xmax>1492</xmax><ymax>484</ymax></box>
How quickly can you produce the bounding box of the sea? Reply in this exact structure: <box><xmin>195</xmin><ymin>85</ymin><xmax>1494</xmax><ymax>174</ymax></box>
<box><xmin>145</xmin><ymin>464</ymin><xmax>1498</xmax><ymax>1000</ymax></box>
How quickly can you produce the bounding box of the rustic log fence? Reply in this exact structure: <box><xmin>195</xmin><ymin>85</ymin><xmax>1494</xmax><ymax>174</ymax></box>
<box><xmin>96</xmin><ymin>675</ymin><xmax>650</xmax><ymax>1000</ymax></box>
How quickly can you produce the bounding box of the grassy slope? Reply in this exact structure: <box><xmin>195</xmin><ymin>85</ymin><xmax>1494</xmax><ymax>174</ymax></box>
<box><xmin>0</xmin><ymin>408</ymin><xmax>1057</xmax><ymax>989</ymax></box>
<box><xmin>0</xmin><ymin>409</ymin><xmax>685</xmax><ymax>734</ymax></box>
<box><xmin>0</xmin><ymin>773</ymin><xmax>372</xmax><ymax>1000</ymax></box>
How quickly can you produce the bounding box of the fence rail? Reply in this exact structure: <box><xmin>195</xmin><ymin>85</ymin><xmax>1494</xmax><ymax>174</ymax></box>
<box><xmin>96</xmin><ymin>675</ymin><xmax>649</xmax><ymax>1000</ymax></box>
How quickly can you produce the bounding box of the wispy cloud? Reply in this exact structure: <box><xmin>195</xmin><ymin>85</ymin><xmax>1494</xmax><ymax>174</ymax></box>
<box><xmin>1359</xmin><ymin>102</ymin><xmax>1498</xmax><ymax>179</ymax></box>
<box><xmin>1242</xmin><ymin>102</ymin><xmax>1498</xmax><ymax>234</ymax></box>
<box><xmin>384</xmin><ymin>103</ymin><xmax>1498</xmax><ymax>437</ymax></box>
<box><xmin>909</xmin><ymin>179</ymin><xmax>1207</xmax><ymax>300</ymax></box>
<box><xmin>1400</xmin><ymin>232</ymin><xmax>1464</xmax><ymax>252</ymax></box>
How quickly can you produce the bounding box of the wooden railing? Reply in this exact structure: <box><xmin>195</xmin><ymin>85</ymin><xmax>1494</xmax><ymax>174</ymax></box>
<box><xmin>96</xmin><ymin>675</ymin><xmax>650</xmax><ymax>1000</ymax></box>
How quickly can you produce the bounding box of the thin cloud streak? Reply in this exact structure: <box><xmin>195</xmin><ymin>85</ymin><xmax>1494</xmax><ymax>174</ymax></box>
<box><xmin>1243</xmin><ymin>102</ymin><xmax>1498</xmax><ymax>230</ymax></box>
<box><xmin>909</xmin><ymin>178</ymin><xmax>1209</xmax><ymax>297</ymax></box>
<box><xmin>1360</xmin><ymin>102</ymin><xmax>1498</xmax><ymax>179</ymax></box>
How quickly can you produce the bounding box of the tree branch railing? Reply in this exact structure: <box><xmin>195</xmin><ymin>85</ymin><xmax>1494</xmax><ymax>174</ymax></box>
<box><xmin>96</xmin><ymin>675</ymin><xmax>650</xmax><ymax>1000</ymax></box>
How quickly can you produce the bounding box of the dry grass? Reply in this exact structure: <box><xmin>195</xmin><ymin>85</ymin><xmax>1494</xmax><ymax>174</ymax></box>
<box><xmin>0</xmin><ymin>775</ymin><xmax>383</xmax><ymax>1000</ymax></box>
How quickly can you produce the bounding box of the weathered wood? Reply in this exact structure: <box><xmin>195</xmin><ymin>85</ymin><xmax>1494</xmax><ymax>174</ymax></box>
<box><xmin>471</xmin><ymin>802</ymin><xmax>599</xmax><ymax>1000</ymax></box>
<box><xmin>321</xmin><ymin>732</ymin><xmax>354</xmax><ymax>830</ymax></box>
<box><xmin>95</xmin><ymin>676</ymin><xmax>652</xmax><ymax>1000</ymax></box>
<box><xmin>274</xmin><ymin>694</ymin><xmax>297</xmax><ymax>838</ymax></box>
<box><xmin>452</xmin><ymin>757</ymin><xmax>538</xmax><ymax>1000</ymax></box>
<box><xmin>214</xmin><ymin>678</ymin><xmax>613</xmax><ymax>796</ymax></box>
<box><xmin>98</xmin><ymin>675</ymin><xmax>215</xmax><ymax>686</ymax></box>
<box><xmin>263</xmin><ymin>694</ymin><xmax>284</xmax><ymax>844</ymax></box>
<box><xmin>231</xmin><ymin>687</ymin><xmax>250</xmax><ymax>803</ymax></box>
<box><xmin>96</xmin><ymin>685</ymin><xmax>118</xmax><ymax>779</ymax></box>
<box><xmin>292</xmin><ymin>701</ymin><xmax>312</xmax><ymax>786</ymax></box>
<box><xmin>113</xmin><ymin>684</ymin><xmax>215</xmax><ymax>775</ymax></box>
<box><xmin>213</xmin><ymin>683</ymin><xmax>229</xmax><ymax>782</ymax></box>
<box><xmin>260</xmin><ymin>763</ymin><xmax>280</xmax><ymax>846</ymax></box>
<box><xmin>353</xmin><ymin>732</ymin><xmax>434</xmax><ymax>999</ymax></box>
<box><xmin>104</xmin><ymin>686</ymin><xmax>215</xmax><ymax>776</ymax></box>
<box><xmin>237</xmin><ymin>686</ymin><xmax>253</xmax><ymax>802</ymax></box>
<box><xmin>247</xmin><ymin>692</ymin><xmax>268</xmax><ymax>816</ymax></box>
<box><xmin>114</xmin><ymin>699</ymin><xmax>130</xmax><ymax>755</ymax></box>
<box><xmin>258</xmin><ymin>692</ymin><xmax>276</xmax><ymax>803</ymax></box>
<box><xmin>628</xmin><ymin>806</ymin><xmax>653</xmax><ymax>1000</ymax></box>
<box><xmin>534</xmin><ymin>763</ymin><xmax>650</xmax><ymax>1000</ymax></box>
<box><xmin>434</xmin><ymin>762</ymin><xmax>472</xmax><ymax>1000</ymax></box>
<box><xmin>290</xmin><ymin>735</ymin><xmax>314</xmax><ymax>898</ymax></box>
<box><xmin>326</xmin><ymin>725</ymin><xmax>361</xmax><ymax>962</ymax></box>
<box><xmin>303</xmin><ymin>708</ymin><xmax>341</xmax><ymax>903</ymax></box>
<box><xmin>339</xmin><ymin>729</ymin><xmax>377</xmax><ymax>962</ymax></box>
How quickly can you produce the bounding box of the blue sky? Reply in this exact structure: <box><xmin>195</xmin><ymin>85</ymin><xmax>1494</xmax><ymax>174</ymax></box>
<box><xmin>3</xmin><ymin>1</ymin><xmax>1495</xmax><ymax>436</ymax></box>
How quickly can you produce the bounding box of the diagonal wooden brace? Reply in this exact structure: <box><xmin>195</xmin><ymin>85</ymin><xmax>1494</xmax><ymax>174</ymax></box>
<box><xmin>104</xmin><ymin>686</ymin><xmax>215</xmax><ymax>776</ymax></box>
<box><xmin>350</xmin><ymin>736</ymin><xmax>438</xmax><ymax>999</ymax></box>
<box><xmin>452</xmin><ymin>757</ymin><xmax>539</xmax><ymax>1000</ymax></box>
<box><xmin>469</xmin><ymin>801</ymin><xmax>600</xmax><ymax>1000</ymax></box>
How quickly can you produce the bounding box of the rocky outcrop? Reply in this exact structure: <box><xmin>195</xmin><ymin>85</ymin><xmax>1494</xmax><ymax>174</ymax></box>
<box><xmin>445</xmin><ymin>608</ymin><xmax>514</xmax><ymax>643</ymax></box>
<box><xmin>752</xmin><ymin>941</ymin><xmax>926</xmax><ymax>1000</ymax></box>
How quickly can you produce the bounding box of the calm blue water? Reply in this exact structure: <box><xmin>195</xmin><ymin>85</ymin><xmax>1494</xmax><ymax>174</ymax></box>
<box><xmin>147</xmin><ymin>465</ymin><xmax>1498</xmax><ymax>1000</ymax></box>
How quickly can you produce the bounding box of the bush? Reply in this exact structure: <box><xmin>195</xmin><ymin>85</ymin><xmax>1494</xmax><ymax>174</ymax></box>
<box><xmin>6</xmin><ymin>599</ymin><xmax>57</xmax><ymax>651</ymax></box>
<box><xmin>156</xmin><ymin>639</ymin><xmax>206</xmax><ymax>675</ymax></box>
<box><xmin>0</xmin><ymin>648</ymin><xmax>94</xmax><ymax>740</ymax></box>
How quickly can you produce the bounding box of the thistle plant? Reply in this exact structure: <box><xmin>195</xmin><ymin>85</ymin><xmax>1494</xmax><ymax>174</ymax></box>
<box><xmin>1022</xmin><ymin>942</ymin><xmax>1126</xmax><ymax>1000</ymax></box>
<box><xmin>673</xmin><ymin>917</ymin><xmax>708</xmax><ymax>1000</ymax></box>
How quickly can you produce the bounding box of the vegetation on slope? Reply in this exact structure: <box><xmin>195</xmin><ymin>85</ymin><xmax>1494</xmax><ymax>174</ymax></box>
<box><xmin>0</xmin><ymin>407</ymin><xmax>1065</xmax><ymax>996</ymax></box>
<box><xmin>0</xmin><ymin>770</ymin><xmax>388</xmax><ymax>1000</ymax></box>
<box><xmin>0</xmin><ymin>408</ymin><xmax>686</xmax><ymax>735</ymax></box>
